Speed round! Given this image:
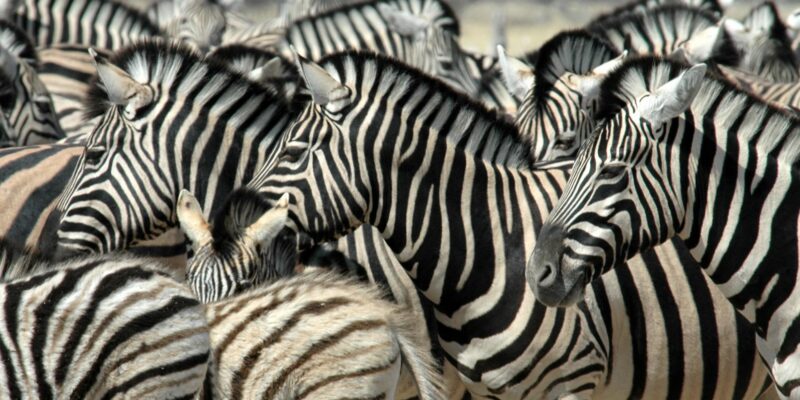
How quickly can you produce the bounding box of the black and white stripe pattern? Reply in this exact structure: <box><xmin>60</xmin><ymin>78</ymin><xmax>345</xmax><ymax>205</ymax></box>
<box><xmin>0</xmin><ymin>244</ymin><xmax>210</xmax><ymax>398</ymax></box>
<box><xmin>175</xmin><ymin>190</ymin><xmax>446</xmax><ymax>399</ymax></box>
<box><xmin>54</xmin><ymin>41</ymin><xmax>293</xmax><ymax>256</ymax></box>
<box><xmin>245</xmin><ymin>51</ymin><xmax>772</xmax><ymax>399</ymax></box>
<box><xmin>12</xmin><ymin>0</ymin><xmax>161</xmax><ymax>50</ymax></box>
<box><xmin>530</xmin><ymin>55</ymin><xmax>800</xmax><ymax>397</ymax></box>
<box><xmin>0</xmin><ymin>20</ymin><xmax>65</xmax><ymax>146</ymax></box>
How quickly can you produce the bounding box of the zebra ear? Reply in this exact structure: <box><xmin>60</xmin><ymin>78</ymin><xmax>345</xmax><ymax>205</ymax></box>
<box><xmin>680</xmin><ymin>25</ymin><xmax>722</xmax><ymax>64</ymax></box>
<box><xmin>177</xmin><ymin>190</ymin><xmax>213</xmax><ymax>250</ymax></box>
<box><xmin>497</xmin><ymin>45</ymin><xmax>533</xmax><ymax>100</ymax></box>
<box><xmin>89</xmin><ymin>48</ymin><xmax>154</xmax><ymax>109</ymax></box>
<box><xmin>591</xmin><ymin>51</ymin><xmax>628</xmax><ymax>76</ymax></box>
<box><xmin>293</xmin><ymin>50</ymin><xmax>351</xmax><ymax>112</ymax></box>
<box><xmin>244</xmin><ymin>194</ymin><xmax>290</xmax><ymax>245</ymax></box>
<box><xmin>0</xmin><ymin>46</ymin><xmax>18</xmax><ymax>80</ymax></box>
<box><xmin>378</xmin><ymin>3</ymin><xmax>430</xmax><ymax>37</ymax></box>
<box><xmin>638</xmin><ymin>64</ymin><xmax>707</xmax><ymax>126</ymax></box>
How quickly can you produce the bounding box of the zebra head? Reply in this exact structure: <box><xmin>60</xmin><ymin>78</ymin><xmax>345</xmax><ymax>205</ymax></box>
<box><xmin>0</xmin><ymin>21</ymin><xmax>64</xmax><ymax>146</ymax></box>
<box><xmin>252</xmin><ymin>52</ymin><xmax>369</xmax><ymax>244</ymax></box>
<box><xmin>177</xmin><ymin>189</ymin><xmax>290</xmax><ymax>303</ymax></box>
<box><xmin>172</xmin><ymin>0</ymin><xmax>226</xmax><ymax>54</ymax></box>
<box><xmin>511</xmin><ymin>31</ymin><xmax>622</xmax><ymax>162</ymax></box>
<box><xmin>528</xmin><ymin>58</ymin><xmax>707</xmax><ymax>307</ymax></box>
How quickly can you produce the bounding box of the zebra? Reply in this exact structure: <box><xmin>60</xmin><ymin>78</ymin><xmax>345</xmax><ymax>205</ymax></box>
<box><xmin>509</xmin><ymin>30</ymin><xmax>626</xmax><ymax>162</ymax></box>
<box><xmin>176</xmin><ymin>189</ymin><xmax>447</xmax><ymax>399</ymax></box>
<box><xmin>236</xmin><ymin>0</ymin><xmax>459</xmax><ymax>66</ymax></box>
<box><xmin>206</xmin><ymin>44</ymin><xmax>300</xmax><ymax>99</ymax></box>
<box><xmin>49</xmin><ymin>40</ymin><xmax>454</xmax><ymax>397</ymax></box>
<box><xmin>728</xmin><ymin>1</ymin><xmax>798</xmax><ymax>83</ymax></box>
<box><xmin>36</xmin><ymin>45</ymin><xmax>112</xmax><ymax>142</ymax></box>
<box><xmin>239</xmin><ymin>50</ymin><xmax>774</xmax><ymax>398</ymax></box>
<box><xmin>527</xmin><ymin>55</ymin><xmax>800</xmax><ymax>398</ymax></box>
<box><xmin>0</xmin><ymin>20</ymin><xmax>65</xmax><ymax>146</ymax></box>
<box><xmin>0</xmin><ymin>242</ymin><xmax>210</xmax><ymax>398</ymax></box>
<box><xmin>11</xmin><ymin>0</ymin><xmax>161</xmax><ymax>50</ymax></box>
<box><xmin>588</xmin><ymin>0</ymin><xmax>728</xmax><ymax>27</ymax></box>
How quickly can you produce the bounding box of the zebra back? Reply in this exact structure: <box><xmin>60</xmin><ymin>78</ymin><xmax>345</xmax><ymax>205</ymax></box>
<box><xmin>589</xmin><ymin>0</ymin><xmax>725</xmax><ymax>27</ymax></box>
<box><xmin>13</xmin><ymin>0</ymin><xmax>162</xmax><ymax>50</ymax></box>
<box><xmin>0</xmin><ymin>252</ymin><xmax>210</xmax><ymax>399</ymax></box>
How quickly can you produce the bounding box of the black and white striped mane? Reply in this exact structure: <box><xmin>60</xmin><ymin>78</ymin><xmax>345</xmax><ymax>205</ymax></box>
<box><xmin>594</xmin><ymin>56</ymin><xmax>800</xmax><ymax>150</ymax></box>
<box><xmin>0</xmin><ymin>20</ymin><xmax>37</xmax><ymax>66</ymax></box>
<box><xmin>529</xmin><ymin>30</ymin><xmax>619</xmax><ymax>107</ymax></box>
<box><xmin>317</xmin><ymin>50</ymin><xmax>532</xmax><ymax>167</ymax></box>
<box><xmin>588</xmin><ymin>0</ymin><xmax>723</xmax><ymax>26</ymax></box>
<box><xmin>83</xmin><ymin>39</ymin><xmax>285</xmax><ymax>120</ymax></box>
<box><xmin>206</xmin><ymin>44</ymin><xmax>294</xmax><ymax>75</ymax></box>
<box><xmin>290</xmin><ymin>0</ymin><xmax>461</xmax><ymax>36</ymax></box>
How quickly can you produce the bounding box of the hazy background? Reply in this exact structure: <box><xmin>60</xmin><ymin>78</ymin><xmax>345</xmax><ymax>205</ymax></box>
<box><xmin>132</xmin><ymin>0</ymin><xmax>800</xmax><ymax>54</ymax></box>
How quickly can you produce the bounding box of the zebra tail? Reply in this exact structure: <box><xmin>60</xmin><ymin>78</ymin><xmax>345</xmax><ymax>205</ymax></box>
<box><xmin>388</xmin><ymin>304</ymin><xmax>447</xmax><ymax>400</ymax></box>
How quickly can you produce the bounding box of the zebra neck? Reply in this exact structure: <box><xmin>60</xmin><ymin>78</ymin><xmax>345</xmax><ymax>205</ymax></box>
<box><xmin>678</xmin><ymin>87</ymin><xmax>800</xmax><ymax>314</ymax></box>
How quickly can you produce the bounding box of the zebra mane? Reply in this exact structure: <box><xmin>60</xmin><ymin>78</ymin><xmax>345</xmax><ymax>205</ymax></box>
<box><xmin>206</xmin><ymin>44</ymin><xmax>293</xmax><ymax>75</ymax></box>
<box><xmin>529</xmin><ymin>30</ymin><xmax>619</xmax><ymax>107</ymax></box>
<box><xmin>290</xmin><ymin>0</ymin><xmax>460</xmax><ymax>36</ymax></box>
<box><xmin>0</xmin><ymin>239</ymin><xmax>49</xmax><ymax>282</ymax></box>
<box><xmin>83</xmin><ymin>39</ymin><xmax>286</xmax><ymax>120</ymax></box>
<box><xmin>317</xmin><ymin>50</ymin><xmax>532</xmax><ymax>167</ymax></box>
<box><xmin>594</xmin><ymin>55</ymin><xmax>800</xmax><ymax>164</ymax></box>
<box><xmin>0</xmin><ymin>20</ymin><xmax>37</xmax><ymax>65</ymax></box>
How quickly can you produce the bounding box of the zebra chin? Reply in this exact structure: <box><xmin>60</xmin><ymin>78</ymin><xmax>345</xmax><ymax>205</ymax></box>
<box><xmin>528</xmin><ymin>224</ymin><xmax>591</xmax><ymax>307</ymax></box>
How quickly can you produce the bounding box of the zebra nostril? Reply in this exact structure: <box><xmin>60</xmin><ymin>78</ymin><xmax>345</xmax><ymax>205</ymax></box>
<box><xmin>537</xmin><ymin>261</ymin><xmax>556</xmax><ymax>287</ymax></box>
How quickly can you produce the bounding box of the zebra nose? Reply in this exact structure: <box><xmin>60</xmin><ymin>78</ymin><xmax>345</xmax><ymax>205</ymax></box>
<box><xmin>528</xmin><ymin>224</ymin><xmax>568</xmax><ymax>305</ymax></box>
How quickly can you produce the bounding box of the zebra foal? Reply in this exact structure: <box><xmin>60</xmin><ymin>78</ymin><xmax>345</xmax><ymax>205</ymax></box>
<box><xmin>176</xmin><ymin>190</ymin><xmax>446</xmax><ymax>400</ymax></box>
<box><xmin>0</xmin><ymin>242</ymin><xmax>210</xmax><ymax>398</ymax></box>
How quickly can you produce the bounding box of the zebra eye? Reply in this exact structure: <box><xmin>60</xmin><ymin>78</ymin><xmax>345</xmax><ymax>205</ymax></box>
<box><xmin>84</xmin><ymin>146</ymin><xmax>106</xmax><ymax>165</ymax></box>
<box><xmin>553</xmin><ymin>137</ymin><xmax>574</xmax><ymax>151</ymax></box>
<box><xmin>597</xmin><ymin>164</ymin><xmax>626</xmax><ymax>181</ymax></box>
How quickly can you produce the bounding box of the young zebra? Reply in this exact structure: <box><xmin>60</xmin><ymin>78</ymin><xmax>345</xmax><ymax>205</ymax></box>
<box><xmin>0</xmin><ymin>20</ymin><xmax>64</xmax><ymax>146</ymax></box>
<box><xmin>528</xmin><ymin>55</ymin><xmax>800</xmax><ymax>398</ymax></box>
<box><xmin>0</xmin><ymin>242</ymin><xmax>211</xmax><ymax>398</ymax></box>
<box><xmin>241</xmin><ymin>51</ymin><xmax>774</xmax><ymax>399</ymax></box>
<box><xmin>177</xmin><ymin>189</ymin><xmax>446</xmax><ymax>399</ymax></box>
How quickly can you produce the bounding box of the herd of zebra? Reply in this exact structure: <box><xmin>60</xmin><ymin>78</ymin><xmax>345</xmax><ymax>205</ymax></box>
<box><xmin>6</xmin><ymin>0</ymin><xmax>800</xmax><ymax>398</ymax></box>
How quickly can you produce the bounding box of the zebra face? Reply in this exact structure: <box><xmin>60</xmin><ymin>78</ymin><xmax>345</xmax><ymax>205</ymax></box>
<box><xmin>178</xmin><ymin>190</ymin><xmax>290</xmax><ymax>303</ymax></box>
<box><xmin>528</xmin><ymin>63</ymin><xmax>706</xmax><ymax>307</ymax></box>
<box><xmin>174</xmin><ymin>1</ymin><xmax>226</xmax><ymax>54</ymax></box>
<box><xmin>520</xmin><ymin>72</ymin><xmax>599</xmax><ymax>162</ymax></box>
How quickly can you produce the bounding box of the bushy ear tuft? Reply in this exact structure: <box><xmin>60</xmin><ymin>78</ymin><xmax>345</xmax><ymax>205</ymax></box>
<box><xmin>177</xmin><ymin>190</ymin><xmax>213</xmax><ymax>249</ymax></box>
<box><xmin>292</xmin><ymin>48</ymin><xmax>351</xmax><ymax>112</ymax></box>
<box><xmin>244</xmin><ymin>193</ymin><xmax>290</xmax><ymax>245</ymax></box>
<box><xmin>497</xmin><ymin>45</ymin><xmax>534</xmax><ymax>100</ymax></box>
<box><xmin>89</xmin><ymin>48</ymin><xmax>154</xmax><ymax>109</ymax></box>
<box><xmin>639</xmin><ymin>64</ymin><xmax>707</xmax><ymax>126</ymax></box>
